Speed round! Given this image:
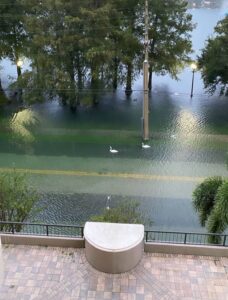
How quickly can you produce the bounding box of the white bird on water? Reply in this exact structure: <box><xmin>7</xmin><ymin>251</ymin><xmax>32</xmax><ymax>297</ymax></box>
<box><xmin>106</xmin><ymin>195</ymin><xmax>111</xmax><ymax>210</ymax></box>
<box><xmin>142</xmin><ymin>142</ymin><xmax>151</xmax><ymax>149</ymax></box>
<box><xmin>110</xmin><ymin>146</ymin><xmax>118</xmax><ymax>153</ymax></box>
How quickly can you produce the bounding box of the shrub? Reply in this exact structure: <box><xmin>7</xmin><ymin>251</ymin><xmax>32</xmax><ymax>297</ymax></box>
<box><xmin>0</xmin><ymin>171</ymin><xmax>38</xmax><ymax>232</ymax></box>
<box><xmin>90</xmin><ymin>200</ymin><xmax>146</xmax><ymax>225</ymax></box>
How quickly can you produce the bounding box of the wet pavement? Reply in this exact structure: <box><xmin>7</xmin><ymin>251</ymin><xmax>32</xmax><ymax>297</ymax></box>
<box><xmin>0</xmin><ymin>244</ymin><xmax>228</xmax><ymax>300</ymax></box>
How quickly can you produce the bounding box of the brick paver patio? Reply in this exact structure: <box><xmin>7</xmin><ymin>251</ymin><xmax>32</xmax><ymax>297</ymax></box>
<box><xmin>0</xmin><ymin>244</ymin><xmax>227</xmax><ymax>300</ymax></box>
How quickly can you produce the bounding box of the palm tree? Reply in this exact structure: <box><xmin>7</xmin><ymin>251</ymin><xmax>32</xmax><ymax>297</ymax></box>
<box><xmin>207</xmin><ymin>181</ymin><xmax>228</xmax><ymax>243</ymax></box>
<box><xmin>193</xmin><ymin>177</ymin><xmax>228</xmax><ymax>244</ymax></box>
<box><xmin>192</xmin><ymin>177</ymin><xmax>223</xmax><ymax>226</ymax></box>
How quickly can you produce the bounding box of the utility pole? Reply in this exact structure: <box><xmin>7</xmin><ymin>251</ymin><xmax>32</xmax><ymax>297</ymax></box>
<box><xmin>142</xmin><ymin>0</ymin><xmax>149</xmax><ymax>141</ymax></box>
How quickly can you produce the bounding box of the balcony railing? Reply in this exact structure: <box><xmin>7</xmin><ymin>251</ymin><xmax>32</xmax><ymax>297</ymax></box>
<box><xmin>145</xmin><ymin>230</ymin><xmax>228</xmax><ymax>247</ymax></box>
<box><xmin>0</xmin><ymin>221</ymin><xmax>84</xmax><ymax>238</ymax></box>
<box><xmin>0</xmin><ymin>222</ymin><xmax>227</xmax><ymax>247</ymax></box>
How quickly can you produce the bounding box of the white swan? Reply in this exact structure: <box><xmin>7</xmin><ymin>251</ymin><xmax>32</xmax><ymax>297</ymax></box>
<box><xmin>106</xmin><ymin>195</ymin><xmax>111</xmax><ymax>210</ymax></box>
<box><xmin>142</xmin><ymin>142</ymin><xmax>151</xmax><ymax>149</ymax></box>
<box><xmin>110</xmin><ymin>146</ymin><xmax>118</xmax><ymax>153</ymax></box>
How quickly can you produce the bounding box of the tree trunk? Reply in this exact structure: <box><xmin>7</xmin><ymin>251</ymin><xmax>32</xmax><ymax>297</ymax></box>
<box><xmin>91</xmin><ymin>67</ymin><xmax>99</xmax><ymax>105</ymax></box>
<box><xmin>76</xmin><ymin>53</ymin><xmax>83</xmax><ymax>106</ymax></box>
<box><xmin>68</xmin><ymin>59</ymin><xmax>77</xmax><ymax>111</ymax></box>
<box><xmin>69</xmin><ymin>97</ymin><xmax>77</xmax><ymax>112</ymax></box>
<box><xmin>112</xmin><ymin>57</ymin><xmax>119</xmax><ymax>90</ymax></box>
<box><xmin>78</xmin><ymin>69</ymin><xmax>83</xmax><ymax>91</ymax></box>
<box><xmin>17</xmin><ymin>66</ymin><xmax>22</xmax><ymax>78</ymax></box>
<box><xmin>77</xmin><ymin>68</ymin><xmax>82</xmax><ymax>106</ymax></box>
<box><xmin>125</xmin><ymin>63</ymin><xmax>133</xmax><ymax>96</ymax></box>
<box><xmin>0</xmin><ymin>78</ymin><xmax>3</xmax><ymax>92</ymax></box>
<box><xmin>16</xmin><ymin>65</ymin><xmax>22</xmax><ymax>102</ymax></box>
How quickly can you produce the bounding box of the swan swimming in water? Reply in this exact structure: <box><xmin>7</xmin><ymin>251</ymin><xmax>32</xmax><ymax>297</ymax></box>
<box><xmin>110</xmin><ymin>146</ymin><xmax>118</xmax><ymax>153</ymax></box>
<box><xmin>142</xmin><ymin>143</ymin><xmax>151</xmax><ymax>149</ymax></box>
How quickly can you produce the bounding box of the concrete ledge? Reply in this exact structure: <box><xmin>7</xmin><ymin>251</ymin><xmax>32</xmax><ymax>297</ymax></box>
<box><xmin>2</xmin><ymin>234</ymin><xmax>227</xmax><ymax>257</ymax></box>
<box><xmin>0</xmin><ymin>234</ymin><xmax>85</xmax><ymax>248</ymax></box>
<box><xmin>145</xmin><ymin>242</ymin><xmax>228</xmax><ymax>257</ymax></box>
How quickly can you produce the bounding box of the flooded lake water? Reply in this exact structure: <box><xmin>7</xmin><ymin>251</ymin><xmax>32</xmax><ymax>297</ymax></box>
<box><xmin>0</xmin><ymin>8</ymin><xmax>228</xmax><ymax>231</ymax></box>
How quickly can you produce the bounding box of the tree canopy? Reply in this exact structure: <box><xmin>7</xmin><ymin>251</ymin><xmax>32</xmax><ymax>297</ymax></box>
<box><xmin>0</xmin><ymin>0</ymin><xmax>194</xmax><ymax>107</ymax></box>
<box><xmin>147</xmin><ymin>0</ymin><xmax>194</xmax><ymax>89</ymax></box>
<box><xmin>193</xmin><ymin>177</ymin><xmax>228</xmax><ymax>243</ymax></box>
<box><xmin>198</xmin><ymin>16</ymin><xmax>228</xmax><ymax>96</ymax></box>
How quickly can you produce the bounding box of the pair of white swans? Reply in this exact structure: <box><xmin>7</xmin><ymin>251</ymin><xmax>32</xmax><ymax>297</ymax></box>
<box><xmin>109</xmin><ymin>143</ymin><xmax>150</xmax><ymax>153</ymax></box>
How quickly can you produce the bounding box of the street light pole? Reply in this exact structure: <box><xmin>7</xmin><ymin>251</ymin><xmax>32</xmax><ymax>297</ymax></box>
<box><xmin>142</xmin><ymin>0</ymin><xmax>149</xmax><ymax>141</ymax></box>
<box><xmin>190</xmin><ymin>63</ymin><xmax>197</xmax><ymax>98</ymax></box>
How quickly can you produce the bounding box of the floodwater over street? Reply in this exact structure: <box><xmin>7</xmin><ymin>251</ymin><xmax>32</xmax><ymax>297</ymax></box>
<box><xmin>0</xmin><ymin>8</ymin><xmax>228</xmax><ymax>231</ymax></box>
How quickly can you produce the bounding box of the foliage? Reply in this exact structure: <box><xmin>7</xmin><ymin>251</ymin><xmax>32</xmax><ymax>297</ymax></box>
<box><xmin>193</xmin><ymin>177</ymin><xmax>228</xmax><ymax>244</ymax></box>
<box><xmin>10</xmin><ymin>108</ymin><xmax>39</xmax><ymax>143</ymax></box>
<box><xmin>198</xmin><ymin>16</ymin><xmax>228</xmax><ymax>96</ymax></box>
<box><xmin>0</xmin><ymin>171</ymin><xmax>38</xmax><ymax>231</ymax></box>
<box><xmin>0</xmin><ymin>0</ymin><xmax>27</xmax><ymax>77</ymax></box>
<box><xmin>192</xmin><ymin>176</ymin><xmax>224</xmax><ymax>226</ymax></box>
<box><xmin>90</xmin><ymin>200</ymin><xmax>146</xmax><ymax>224</ymax></box>
<box><xmin>146</xmin><ymin>0</ymin><xmax>194</xmax><ymax>89</ymax></box>
<box><xmin>0</xmin><ymin>0</ymin><xmax>194</xmax><ymax>105</ymax></box>
<box><xmin>207</xmin><ymin>181</ymin><xmax>228</xmax><ymax>243</ymax></box>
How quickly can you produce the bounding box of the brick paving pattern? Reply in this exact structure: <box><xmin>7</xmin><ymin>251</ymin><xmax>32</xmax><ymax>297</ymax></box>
<box><xmin>0</xmin><ymin>244</ymin><xmax>228</xmax><ymax>299</ymax></box>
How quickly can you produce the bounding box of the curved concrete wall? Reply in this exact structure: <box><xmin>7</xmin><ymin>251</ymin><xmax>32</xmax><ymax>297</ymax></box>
<box><xmin>85</xmin><ymin>238</ymin><xmax>144</xmax><ymax>273</ymax></box>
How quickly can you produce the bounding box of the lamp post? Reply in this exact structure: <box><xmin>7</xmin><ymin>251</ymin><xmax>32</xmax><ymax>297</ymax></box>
<box><xmin>16</xmin><ymin>59</ymin><xmax>23</xmax><ymax>78</ymax></box>
<box><xmin>142</xmin><ymin>0</ymin><xmax>149</xmax><ymax>141</ymax></box>
<box><xmin>190</xmin><ymin>62</ymin><xmax>197</xmax><ymax>98</ymax></box>
<box><xmin>16</xmin><ymin>59</ymin><xmax>23</xmax><ymax>101</ymax></box>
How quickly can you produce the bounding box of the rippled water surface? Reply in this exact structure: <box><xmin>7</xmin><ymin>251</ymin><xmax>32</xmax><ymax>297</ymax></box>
<box><xmin>0</xmin><ymin>8</ymin><xmax>228</xmax><ymax>231</ymax></box>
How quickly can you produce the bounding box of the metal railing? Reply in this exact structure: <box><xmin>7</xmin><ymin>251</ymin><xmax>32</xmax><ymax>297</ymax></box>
<box><xmin>0</xmin><ymin>222</ymin><xmax>227</xmax><ymax>247</ymax></box>
<box><xmin>145</xmin><ymin>230</ymin><xmax>228</xmax><ymax>247</ymax></box>
<box><xmin>0</xmin><ymin>221</ymin><xmax>84</xmax><ymax>238</ymax></box>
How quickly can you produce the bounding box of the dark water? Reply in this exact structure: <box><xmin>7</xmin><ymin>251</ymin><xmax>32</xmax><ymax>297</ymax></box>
<box><xmin>0</xmin><ymin>8</ymin><xmax>228</xmax><ymax>231</ymax></box>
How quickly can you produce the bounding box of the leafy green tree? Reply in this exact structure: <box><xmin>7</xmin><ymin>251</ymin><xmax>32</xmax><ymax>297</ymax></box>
<box><xmin>147</xmin><ymin>0</ymin><xmax>194</xmax><ymax>90</ymax></box>
<box><xmin>16</xmin><ymin>0</ymin><xmax>116</xmax><ymax>107</ymax></box>
<box><xmin>193</xmin><ymin>177</ymin><xmax>228</xmax><ymax>244</ymax></box>
<box><xmin>207</xmin><ymin>181</ymin><xmax>228</xmax><ymax>243</ymax></box>
<box><xmin>0</xmin><ymin>0</ymin><xmax>27</xmax><ymax>78</ymax></box>
<box><xmin>17</xmin><ymin>0</ymin><xmax>81</xmax><ymax>107</ymax></box>
<box><xmin>193</xmin><ymin>176</ymin><xmax>224</xmax><ymax>226</ymax></box>
<box><xmin>198</xmin><ymin>16</ymin><xmax>228</xmax><ymax>96</ymax></box>
<box><xmin>0</xmin><ymin>171</ymin><xmax>38</xmax><ymax>231</ymax></box>
<box><xmin>113</xmin><ymin>0</ymin><xmax>142</xmax><ymax>95</ymax></box>
<box><xmin>79</xmin><ymin>0</ymin><xmax>114</xmax><ymax>104</ymax></box>
<box><xmin>90</xmin><ymin>200</ymin><xmax>145</xmax><ymax>224</ymax></box>
<box><xmin>1</xmin><ymin>0</ymin><xmax>194</xmax><ymax>106</ymax></box>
